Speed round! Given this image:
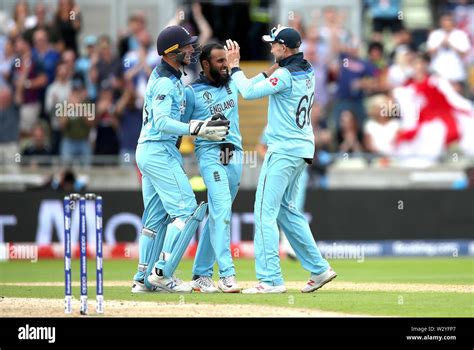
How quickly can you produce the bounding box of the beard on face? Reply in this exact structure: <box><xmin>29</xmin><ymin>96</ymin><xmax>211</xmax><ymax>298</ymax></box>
<box><xmin>209</xmin><ymin>65</ymin><xmax>230</xmax><ymax>86</ymax></box>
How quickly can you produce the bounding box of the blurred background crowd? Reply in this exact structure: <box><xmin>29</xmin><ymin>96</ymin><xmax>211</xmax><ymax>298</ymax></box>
<box><xmin>0</xmin><ymin>0</ymin><xmax>473</xmax><ymax>190</ymax></box>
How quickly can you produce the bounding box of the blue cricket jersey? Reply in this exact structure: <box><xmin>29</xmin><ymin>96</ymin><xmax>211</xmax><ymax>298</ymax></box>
<box><xmin>137</xmin><ymin>61</ymin><xmax>190</xmax><ymax>144</ymax></box>
<box><xmin>231</xmin><ymin>52</ymin><xmax>315</xmax><ymax>159</ymax></box>
<box><xmin>183</xmin><ymin>73</ymin><xmax>242</xmax><ymax>151</ymax></box>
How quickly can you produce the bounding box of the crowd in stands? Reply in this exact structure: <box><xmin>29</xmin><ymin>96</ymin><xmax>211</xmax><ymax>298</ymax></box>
<box><xmin>296</xmin><ymin>1</ymin><xmax>473</xmax><ymax>167</ymax></box>
<box><xmin>0</xmin><ymin>0</ymin><xmax>473</xmax><ymax>169</ymax></box>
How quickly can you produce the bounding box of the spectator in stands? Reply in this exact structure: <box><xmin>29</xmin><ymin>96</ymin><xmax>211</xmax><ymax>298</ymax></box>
<box><xmin>312</xmin><ymin>103</ymin><xmax>333</xmax><ymax>153</ymax></box>
<box><xmin>118</xmin><ymin>12</ymin><xmax>146</xmax><ymax>59</ymax></box>
<box><xmin>59</xmin><ymin>78</ymin><xmax>92</xmax><ymax>165</ymax></box>
<box><xmin>310</xmin><ymin>103</ymin><xmax>333</xmax><ymax>188</ymax></box>
<box><xmin>363</xmin><ymin>94</ymin><xmax>400</xmax><ymax>156</ymax></box>
<box><xmin>33</xmin><ymin>167</ymin><xmax>85</xmax><ymax>192</ymax></box>
<box><xmin>427</xmin><ymin>12</ymin><xmax>471</xmax><ymax>92</ymax></box>
<box><xmin>247</xmin><ymin>0</ymin><xmax>272</xmax><ymax>60</ymax></box>
<box><xmin>61</xmin><ymin>49</ymin><xmax>76</xmax><ymax>79</ymax></box>
<box><xmin>32</xmin><ymin>28</ymin><xmax>60</xmax><ymax>85</ymax></box>
<box><xmin>167</xmin><ymin>2</ymin><xmax>213</xmax><ymax>84</ymax></box>
<box><xmin>303</xmin><ymin>25</ymin><xmax>331</xmax><ymax>109</ymax></box>
<box><xmin>123</xmin><ymin>29</ymin><xmax>158</xmax><ymax>106</ymax></box>
<box><xmin>191</xmin><ymin>1</ymin><xmax>214</xmax><ymax>46</ymax></box>
<box><xmin>336</xmin><ymin>110</ymin><xmax>364</xmax><ymax>154</ymax></box>
<box><xmin>45</xmin><ymin>62</ymin><xmax>71</xmax><ymax>155</ymax></box>
<box><xmin>209</xmin><ymin>0</ymin><xmax>238</xmax><ymax>44</ymax></box>
<box><xmin>330</xmin><ymin>37</ymin><xmax>377</xmax><ymax>128</ymax></box>
<box><xmin>54</xmin><ymin>168</ymin><xmax>84</xmax><ymax>192</ymax></box>
<box><xmin>0</xmin><ymin>85</ymin><xmax>20</xmax><ymax>169</ymax></box>
<box><xmin>75</xmin><ymin>35</ymin><xmax>98</xmax><ymax>101</ymax></box>
<box><xmin>367</xmin><ymin>41</ymin><xmax>387</xmax><ymax>77</ymax></box>
<box><xmin>0</xmin><ymin>36</ymin><xmax>15</xmax><ymax>86</ymax></box>
<box><xmin>449</xmin><ymin>0</ymin><xmax>474</xmax><ymax>98</ymax></box>
<box><xmin>388</xmin><ymin>28</ymin><xmax>415</xmax><ymax>62</ymax></box>
<box><xmin>54</xmin><ymin>0</ymin><xmax>81</xmax><ymax>55</ymax></box>
<box><xmin>8</xmin><ymin>33</ymin><xmax>48</xmax><ymax>137</ymax></box>
<box><xmin>365</xmin><ymin>0</ymin><xmax>404</xmax><ymax>42</ymax></box>
<box><xmin>94</xmin><ymin>87</ymin><xmax>119</xmax><ymax>158</ymax></box>
<box><xmin>387</xmin><ymin>45</ymin><xmax>414</xmax><ymax>88</ymax></box>
<box><xmin>114</xmin><ymin>80</ymin><xmax>142</xmax><ymax>165</ymax></box>
<box><xmin>22</xmin><ymin>122</ymin><xmax>51</xmax><ymax>166</ymax></box>
<box><xmin>287</xmin><ymin>11</ymin><xmax>306</xmax><ymax>40</ymax></box>
<box><xmin>90</xmin><ymin>35</ymin><xmax>123</xmax><ymax>99</ymax></box>
<box><xmin>319</xmin><ymin>5</ymin><xmax>352</xmax><ymax>55</ymax></box>
<box><xmin>367</xmin><ymin>41</ymin><xmax>389</xmax><ymax>94</ymax></box>
<box><xmin>24</xmin><ymin>2</ymin><xmax>60</xmax><ymax>47</ymax></box>
<box><xmin>6</xmin><ymin>0</ymin><xmax>33</xmax><ymax>38</ymax></box>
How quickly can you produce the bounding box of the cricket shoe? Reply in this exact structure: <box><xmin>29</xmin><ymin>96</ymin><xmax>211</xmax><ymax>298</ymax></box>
<box><xmin>147</xmin><ymin>268</ymin><xmax>193</xmax><ymax>293</ymax></box>
<box><xmin>301</xmin><ymin>267</ymin><xmax>337</xmax><ymax>293</ymax></box>
<box><xmin>131</xmin><ymin>279</ymin><xmax>164</xmax><ymax>293</ymax></box>
<box><xmin>190</xmin><ymin>276</ymin><xmax>219</xmax><ymax>293</ymax></box>
<box><xmin>241</xmin><ymin>282</ymin><xmax>287</xmax><ymax>294</ymax></box>
<box><xmin>218</xmin><ymin>275</ymin><xmax>241</xmax><ymax>293</ymax></box>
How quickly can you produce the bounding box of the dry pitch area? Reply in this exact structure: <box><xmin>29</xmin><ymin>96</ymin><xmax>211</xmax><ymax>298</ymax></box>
<box><xmin>1</xmin><ymin>258</ymin><xmax>472</xmax><ymax>317</ymax></box>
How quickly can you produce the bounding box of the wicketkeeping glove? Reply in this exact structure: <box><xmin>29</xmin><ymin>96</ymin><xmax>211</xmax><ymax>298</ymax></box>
<box><xmin>189</xmin><ymin>113</ymin><xmax>230</xmax><ymax>141</ymax></box>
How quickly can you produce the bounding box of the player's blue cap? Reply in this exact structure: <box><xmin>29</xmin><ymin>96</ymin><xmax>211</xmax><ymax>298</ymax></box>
<box><xmin>156</xmin><ymin>25</ymin><xmax>198</xmax><ymax>56</ymax></box>
<box><xmin>262</xmin><ymin>26</ymin><xmax>302</xmax><ymax>49</ymax></box>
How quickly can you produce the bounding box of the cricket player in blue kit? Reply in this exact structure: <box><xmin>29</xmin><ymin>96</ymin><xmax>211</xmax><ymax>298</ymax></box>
<box><xmin>182</xmin><ymin>43</ymin><xmax>242</xmax><ymax>293</ymax></box>
<box><xmin>131</xmin><ymin>26</ymin><xmax>230</xmax><ymax>294</ymax></box>
<box><xmin>183</xmin><ymin>44</ymin><xmax>279</xmax><ymax>293</ymax></box>
<box><xmin>225</xmin><ymin>27</ymin><xmax>337</xmax><ymax>294</ymax></box>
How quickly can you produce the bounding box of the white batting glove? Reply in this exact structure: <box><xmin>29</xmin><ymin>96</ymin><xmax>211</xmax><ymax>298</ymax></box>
<box><xmin>189</xmin><ymin>114</ymin><xmax>230</xmax><ymax>141</ymax></box>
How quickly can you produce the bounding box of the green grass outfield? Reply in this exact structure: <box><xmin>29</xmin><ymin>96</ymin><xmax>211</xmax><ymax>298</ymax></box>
<box><xmin>0</xmin><ymin>258</ymin><xmax>472</xmax><ymax>317</ymax></box>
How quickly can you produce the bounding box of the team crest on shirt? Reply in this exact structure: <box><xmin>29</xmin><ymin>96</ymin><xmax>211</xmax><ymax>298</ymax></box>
<box><xmin>269</xmin><ymin>77</ymin><xmax>278</xmax><ymax>86</ymax></box>
<box><xmin>179</xmin><ymin>100</ymin><xmax>186</xmax><ymax>115</ymax></box>
<box><xmin>203</xmin><ymin>91</ymin><xmax>213</xmax><ymax>104</ymax></box>
<box><xmin>306</xmin><ymin>79</ymin><xmax>312</xmax><ymax>90</ymax></box>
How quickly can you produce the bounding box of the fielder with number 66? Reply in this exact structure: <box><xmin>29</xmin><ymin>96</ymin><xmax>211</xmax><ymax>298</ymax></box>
<box><xmin>224</xmin><ymin>26</ymin><xmax>337</xmax><ymax>294</ymax></box>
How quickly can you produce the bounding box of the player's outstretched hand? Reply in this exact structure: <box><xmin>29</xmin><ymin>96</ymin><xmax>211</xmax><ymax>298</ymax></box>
<box><xmin>224</xmin><ymin>39</ymin><xmax>240</xmax><ymax>69</ymax></box>
<box><xmin>189</xmin><ymin>117</ymin><xmax>230</xmax><ymax>141</ymax></box>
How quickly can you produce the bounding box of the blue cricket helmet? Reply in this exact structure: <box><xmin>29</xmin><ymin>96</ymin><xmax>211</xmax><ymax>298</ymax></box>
<box><xmin>156</xmin><ymin>25</ymin><xmax>198</xmax><ymax>56</ymax></box>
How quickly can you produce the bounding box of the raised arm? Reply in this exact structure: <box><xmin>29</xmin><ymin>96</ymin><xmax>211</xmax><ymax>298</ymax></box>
<box><xmin>225</xmin><ymin>40</ymin><xmax>289</xmax><ymax>99</ymax></box>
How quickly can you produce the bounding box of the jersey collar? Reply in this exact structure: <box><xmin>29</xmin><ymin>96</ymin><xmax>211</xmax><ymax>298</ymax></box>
<box><xmin>278</xmin><ymin>52</ymin><xmax>304</xmax><ymax>67</ymax></box>
<box><xmin>161</xmin><ymin>60</ymin><xmax>182</xmax><ymax>79</ymax></box>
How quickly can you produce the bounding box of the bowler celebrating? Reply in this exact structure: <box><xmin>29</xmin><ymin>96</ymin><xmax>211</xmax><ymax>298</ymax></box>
<box><xmin>225</xmin><ymin>26</ymin><xmax>337</xmax><ymax>293</ymax></box>
<box><xmin>184</xmin><ymin>44</ymin><xmax>278</xmax><ymax>293</ymax></box>
<box><xmin>183</xmin><ymin>43</ymin><xmax>242</xmax><ymax>293</ymax></box>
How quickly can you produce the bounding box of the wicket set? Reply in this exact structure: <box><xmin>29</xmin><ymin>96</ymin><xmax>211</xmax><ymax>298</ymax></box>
<box><xmin>63</xmin><ymin>193</ymin><xmax>104</xmax><ymax>315</ymax></box>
